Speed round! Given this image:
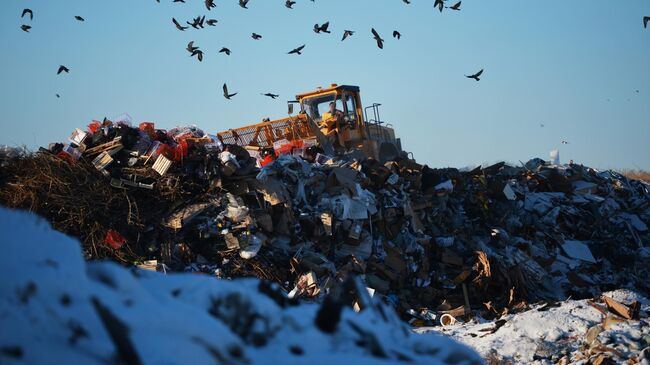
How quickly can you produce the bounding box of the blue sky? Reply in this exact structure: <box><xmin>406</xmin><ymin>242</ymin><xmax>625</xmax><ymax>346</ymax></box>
<box><xmin>0</xmin><ymin>0</ymin><xmax>648</xmax><ymax>169</ymax></box>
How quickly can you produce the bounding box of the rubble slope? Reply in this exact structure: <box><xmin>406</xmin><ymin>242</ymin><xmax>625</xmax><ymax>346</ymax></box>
<box><xmin>0</xmin><ymin>207</ymin><xmax>482</xmax><ymax>365</ymax></box>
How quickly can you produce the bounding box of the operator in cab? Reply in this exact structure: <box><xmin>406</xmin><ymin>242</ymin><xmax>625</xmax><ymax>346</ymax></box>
<box><xmin>319</xmin><ymin>101</ymin><xmax>344</xmax><ymax>147</ymax></box>
<box><xmin>322</xmin><ymin>101</ymin><xmax>344</xmax><ymax>123</ymax></box>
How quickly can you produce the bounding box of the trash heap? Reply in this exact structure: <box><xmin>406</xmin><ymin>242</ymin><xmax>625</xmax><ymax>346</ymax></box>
<box><xmin>1</xmin><ymin>117</ymin><xmax>649</xmax><ymax>326</ymax></box>
<box><xmin>0</xmin><ymin>207</ymin><xmax>483</xmax><ymax>365</ymax></box>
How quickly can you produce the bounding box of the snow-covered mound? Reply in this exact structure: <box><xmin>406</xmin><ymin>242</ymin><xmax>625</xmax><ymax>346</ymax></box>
<box><xmin>0</xmin><ymin>208</ymin><xmax>482</xmax><ymax>365</ymax></box>
<box><xmin>417</xmin><ymin>290</ymin><xmax>650</xmax><ymax>364</ymax></box>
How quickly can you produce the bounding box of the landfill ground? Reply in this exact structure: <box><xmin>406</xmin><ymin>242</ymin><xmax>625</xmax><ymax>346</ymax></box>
<box><xmin>0</xmin><ymin>118</ymin><xmax>649</xmax><ymax>364</ymax></box>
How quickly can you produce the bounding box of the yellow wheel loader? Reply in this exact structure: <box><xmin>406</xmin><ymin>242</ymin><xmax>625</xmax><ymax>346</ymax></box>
<box><xmin>217</xmin><ymin>84</ymin><xmax>407</xmax><ymax>162</ymax></box>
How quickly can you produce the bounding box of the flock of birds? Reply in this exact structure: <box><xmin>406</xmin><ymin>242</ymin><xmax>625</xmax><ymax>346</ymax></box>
<box><xmin>19</xmin><ymin>8</ymin><xmax>84</xmax><ymax>33</ymax></box>
<box><xmin>18</xmin><ymin>0</ymin><xmax>475</xmax><ymax>101</ymax></box>
<box><xmin>16</xmin><ymin>2</ymin><xmax>650</xmax><ymax>104</ymax></box>
<box><xmin>19</xmin><ymin>8</ymin><xmax>84</xmax><ymax>98</ymax></box>
<box><xmin>165</xmin><ymin>0</ymin><xmax>477</xmax><ymax>100</ymax></box>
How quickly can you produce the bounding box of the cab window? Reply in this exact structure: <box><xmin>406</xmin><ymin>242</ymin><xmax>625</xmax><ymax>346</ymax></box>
<box><xmin>302</xmin><ymin>93</ymin><xmax>343</xmax><ymax>123</ymax></box>
<box><xmin>342</xmin><ymin>93</ymin><xmax>357</xmax><ymax>119</ymax></box>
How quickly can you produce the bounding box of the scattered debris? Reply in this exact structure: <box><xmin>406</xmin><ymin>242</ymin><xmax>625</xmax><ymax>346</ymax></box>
<box><xmin>0</xmin><ymin>117</ymin><xmax>649</xmax><ymax>328</ymax></box>
<box><xmin>417</xmin><ymin>289</ymin><xmax>650</xmax><ymax>364</ymax></box>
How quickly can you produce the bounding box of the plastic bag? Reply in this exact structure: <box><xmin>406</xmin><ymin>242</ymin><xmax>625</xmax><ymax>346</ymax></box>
<box><xmin>167</xmin><ymin>125</ymin><xmax>205</xmax><ymax>141</ymax></box>
<box><xmin>239</xmin><ymin>232</ymin><xmax>265</xmax><ymax>259</ymax></box>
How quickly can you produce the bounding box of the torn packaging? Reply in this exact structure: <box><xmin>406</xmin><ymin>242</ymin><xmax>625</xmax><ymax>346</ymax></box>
<box><xmin>326</xmin><ymin>167</ymin><xmax>359</xmax><ymax>195</ymax></box>
<box><xmin>330</xmin><ymin>194</ymin><xmax>369</xmax><ymax>220</ymax></box>
<box><xmin>250</xmin><ymin>178</ymin><xmax>288</xmax><ymax>205</ymax></box>
<box><xmin>524</xmin><ymin>192</ymin><xmax>565</xmax><ymax>215</ymax></box>
<box><xmin>163</xmin><ymin>201</ymin><xmax>215</xmax><ymax>230</ymax></box>
<box><xmin>224</xmin><ymin>232</ymin><xmax>240</xmax><ymax>249</ymax></box>
<box><xmin>223</xmin><ymin>193</ymin><xmax>249</xmax><ymax>223</ymax></box>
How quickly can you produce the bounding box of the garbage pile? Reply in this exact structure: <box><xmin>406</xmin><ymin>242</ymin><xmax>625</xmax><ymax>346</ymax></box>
<box><xmin>1</xmin><ymin>116</ymin><xmax>649</xmax><ymax>325</ymax></box>
<box><xmin>0</xmin><ymin>207</ymin><xmax>483</xmax><ymax>365</ymax></box>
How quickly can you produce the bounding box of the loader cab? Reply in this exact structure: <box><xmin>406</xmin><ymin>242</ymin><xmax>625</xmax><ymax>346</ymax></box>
<box><xmin>297</xmin><ymin>84</ymin><xmax>404</xmax><ymax>162</ymax></box>
<box><xmin>299</xmin><ymin>85</ymin><xmax>363</xmax><ymax>131</ymax></box>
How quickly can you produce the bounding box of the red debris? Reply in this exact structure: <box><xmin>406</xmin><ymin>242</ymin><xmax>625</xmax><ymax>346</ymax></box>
<box><xmin>104</xmin><ymin>230</ymin><xmax>126</xmax><ymax>250</ymax></box>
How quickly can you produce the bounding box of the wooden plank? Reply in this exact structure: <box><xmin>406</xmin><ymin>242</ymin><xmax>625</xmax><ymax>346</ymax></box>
<box><xmin>601</xmin><ymin>295</ymin><xmax>635</xmax><ymax>320</ymax></box>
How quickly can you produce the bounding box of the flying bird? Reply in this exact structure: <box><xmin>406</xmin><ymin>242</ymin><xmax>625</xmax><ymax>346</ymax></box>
<box><xmin>285</xmin><ymin>0</ymin><xmax>296</xmax><ymax>8</ymax></box>
<box><xmin>371</xmin><ymin>28</ymin><xmax>384</xmax><ymax>49</ymax></box>
<box><xmin>393</xmin><ymin>30</ymin><xmax>401</xmax><ymax>39</ymax></box>
<box><xmin>172</xmin><ymin>18</ymin><xmax>188</xmax><ymax>31</ymax></box>
<box><xmin>20</xmin><ymin>25</ymin><xmax>31</xmax><ymax>32</ymax></box>
<box><xmin>342</xmin><ymin>30</ymin><xmax>354</xmax><ymax>41</ymax></box>
<box><xmin>239</xmin><ymin>0</ymin><xmax>250</xmax><ymax>9</ymax></box>
<box><xmin>21</xmin><ymin>9</ymin><xmax>33</xmax><ymax>20</ymax></box>
<box><xmin>465</xmin><ymin>69</ymin><xmax>483</xmax><ymax>81</ymax></box>
<box><xmin>173</xmin><ymin>0</ymin><xmax>185</xmax><ymax>2</ymax></box>
<box><xmin>57</xmin><ymin>65</ymin><xmax>70</xmax><ymax>74</ymax></box>
<box><xmin>187</xmin><ymin>41</ymin><xmax>199</xmax><ymax>53</ymax></box>
<box><xmin>251</xmin><ymin>33</ymin><xmax>262</xmax><ymax>40</ymax></box>
<box><xmin>262</xmin><ymin>93</ymin><xmax>279</xmax><ymax>99</ymax></box>
<box><xmin>644</xmin><ymin>16</ymin><xmax>650</xmax><ymax>28</ymax></box>
<box><xmin>219</xmin><ymin>47</ymin><xmax>231</xmax><ymax>55</ymax></box>
<box><xmin>187</xmin><ymin>42</ymin><xmax>203</xmax><ymax>61</ymax></box>
<box><xmin>187</xmin><ymin>15</ymin><xmax>206</xmax><ymax>29</ymax></box>
<box><xmin>403</xmin><ymin>0</ymin><xmax>411</xmax><ymax>3</ymax></box>
<box><xmin>74</xmin><ymin>16</ymin><xmax>85</xmax><ymax>22</ymax></box>
<box><xmin>447</xmin><ymin>1</ymin><xmax>461</xmax><ymax>11</ymax></box>
<box><xmin>313</xmin><ymin>22</ymin><xmax>331</xmax><ymax>34</ymax></box>
<box><xmin>223</xmin><ymin>83</ymin><xmax>237</xmax><ymax>99</ymax></box>
<box><xmin>191</xmin><ymin>49</ymin><xmax>204</xmax><ymax>62</ymax></box>
<box><xmin>561</xmin><ymin>140</ymin><xmax>569</xmax><ymax>145</ymax></box>
<box><xmin>205</xmin><ymin>0</ymin><xmax>216</xmax><ymax>10</ymax></box>
<box><xmin>434</xmin><ymin>0</ymin><xmax>445</xmax><ymax>12</ymax></box>
<box><xmin>56</xmin><ymin>94</ymin><xmax>60</xmax><ymax>98</ymax></box>
<box><xmin>206</xmin><ymin>19</ymin><xmax>218</xmax><ymax>26</ymax></box>
<box><xmin>288</xmin><ymin>44</ymin><xmax>305</xmax><ymax>55</ymax></box>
